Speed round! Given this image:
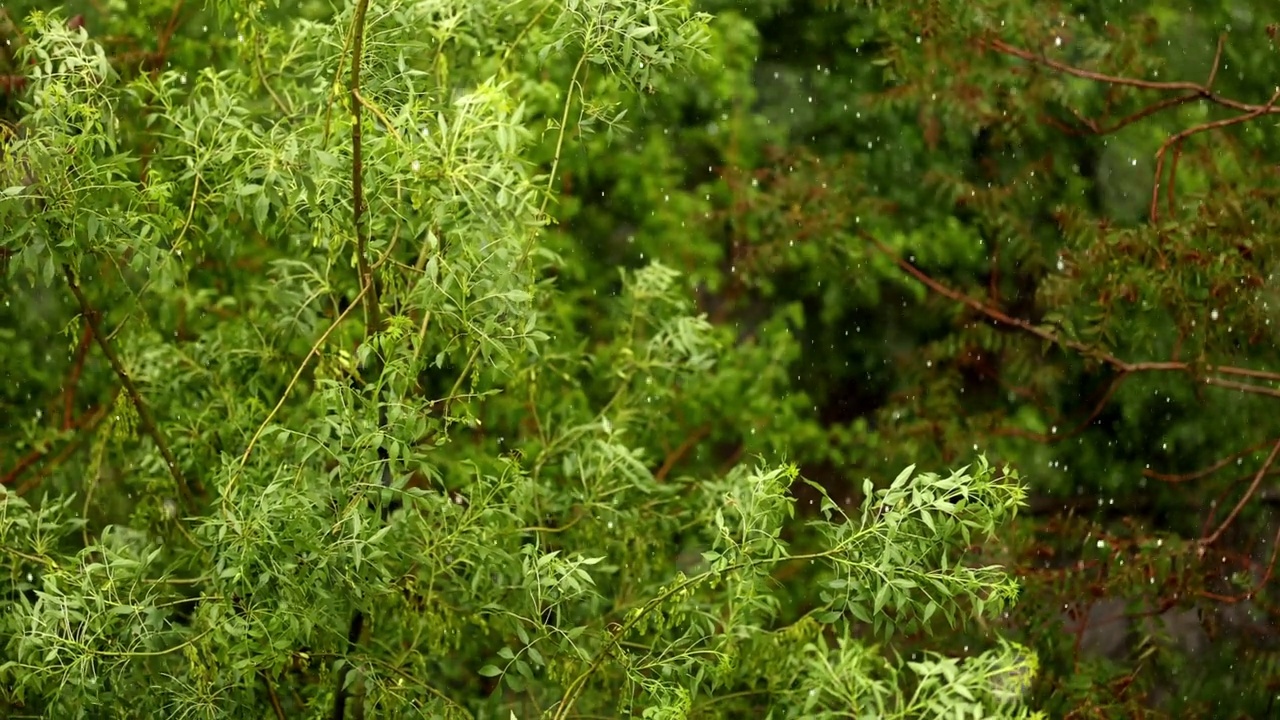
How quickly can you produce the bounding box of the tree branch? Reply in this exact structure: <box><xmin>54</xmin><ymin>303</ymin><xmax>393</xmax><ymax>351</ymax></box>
<box><xmin>4</xmin><ymin>397</ymin><xmax>111</xmax><ymax>494</ymax></box>
<box><xmin>333</xmin><ymin>0</ymin><xmax>380</xmax><ymax>717</ymax></box>
<box><xmin>985</xmin><ymin>35</ymin><xmax>1280</xmax><ymax>222</ymax></box>
<box><xmin>63</xmin><ymin>264</ymin><xmax>203</xmax><ymax>510</ymax></box>
<box><xmin>1200</xmin><ymin>437</ymin><xmax>1280</xmax><ymax>547</ymax></box>
<box><xmin>62</xmin><ymin>320</ymin><xmax>93</xmax><ymax>430</ymax></box>
<box><xmin>654</xmin><ymin>424</ymin><xmax>711</xmax><ymax>482</ymax></box>
<box><xmin>1144</xmin><ymin>437</ymin><xmax>1278</xmax><ymax>483</ymax></box>
<box><xmin>860</xmin><ymin>230</ymin><xmax>1280</xmax><ymax>399</ymax></box>
<box><xmin>1151</xmin><ymin>88</ymin><xmax>1280</xmax><ymax>223</ymax></box>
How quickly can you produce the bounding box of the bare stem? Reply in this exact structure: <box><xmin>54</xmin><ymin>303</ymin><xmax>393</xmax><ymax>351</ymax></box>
<box><xmin>62</xmin><ymin>264</ymin><xmax>203</xmax><ymax>511</ymax></box>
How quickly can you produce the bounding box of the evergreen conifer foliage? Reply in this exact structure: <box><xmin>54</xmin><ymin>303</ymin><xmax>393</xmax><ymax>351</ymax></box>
<box><xmin>0</xmin><ymin>2</ymin><xmax>1036</xmax><ymax>718</ymax></box>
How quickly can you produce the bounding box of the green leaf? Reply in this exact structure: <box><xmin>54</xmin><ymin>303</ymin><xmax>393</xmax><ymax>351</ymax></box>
<box><xmin>873</xmin><ymin>583</ymin><xmax>890</xmax><ymax>614</ymax></box>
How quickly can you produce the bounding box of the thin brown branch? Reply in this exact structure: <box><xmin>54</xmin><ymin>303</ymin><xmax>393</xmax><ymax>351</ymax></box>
<box><xmin>63</xmin><ymin>265</ymin><xmax>203</xmax><ymax>510</ymax></box>
<box><xmin>1144</xmin><ymin>437</ymin><xmax>1277</xmax><ymax>483</ymax></box>
<box><xmin>984</xmin><ymin>36</ymin><xmax>1280</xmax><ymax>224</ymax></box>
<box><xmin>1200</xmin><ymin>437</ymin><xmax>1280</xmax><ymax>547</ymax></box>
<box><xmin>860</xmin><ymin>229</ymin><xmax>1116</xmax><ymax>363</ymax></box>
<box><xmin>63</xmin><ymin>321</ymin><xmax>94</xmax><ymax>430</ymax></box>
<box><xmin>1197</xmin><ymin>475</ymin><xmax>1244</xmax><ymax>541</ymax></box>
<box><xmin>1203</xmin><ymin>376</ymin><xmax>1280</xmax><ymax>400</ymax></box>
<box><xmin>986</xmin><ymin>37</ymin><xmax>1269</xmax><ymax>114</ymax></box>
<box><xmin>1208</xmin><ymin>364</ymin><xmax>1280</xmax><ymax>383</ymax></box>
<box><xmin>654</xmin><ymin>424</ymin><xmax>711</xmax><ymax>482</ymax></box>
<box><xmin>2</xmin><ymin>447</ymin><xmax>47</xmax><ymax>488</ymax></box>
<box><xmin>990</xmin><ymin>372</ymin><xmax>1125</xmax><ymax>444</ymax></box>
<box><xmin>1206</xmin><ymin>34</ymin><xmax>1226</xmax><ymax>89</ymax></box>
<box><xmin>14</xmin><ymin>396</ymin><xmax>114</xmax><ymax>496</ymax></box>
<box><xmin>717</xmin><ymin>443</ymin><xmax>746</xmax><ymax>476</ymax></box>
<box><xmin>262</xmin><ymin>671</ymin><xmax>286</xmax><ymax>720</ymax></box>
<box><xmin>1151</xmin><ymin>88</ymin><xmax>1280</xmax><ymax>223</ymax></box>
<box><xmin>1198</xmin><ymin>520</ymin><xmax>1280</xmax><ymax>603</ymax></box>
<box><xmin>861</xmin><ymin>231</ymin><xmax>1280</xmax><ymax>398</ymax></box>
<box><xmin>1165</xmin><ymin>142</ymin><xmax>1182</xmax><ymax>220</ymax></box>
<box><xmin>1072</xmin><ymin>92</ymin><xmax>1200</xmax><ymax>135</ymax></box>
<box><xmin>156</xmin><ymin>1</ymin><xmax>186</xmax><ymax>58</ymax></box>
<box><xmin>988</xmin><ymin>236</ymin><xmax>1000</xmax><ymax>303</ymax></box>
<box><xmin>110</xmin><ymin>49</ymin><xmax>167</xmax><ymax>71</ymax></box>
<box><xmin>334</xmin><ymin>1</ymin><xmax>377</xmax><ymax>719</ymax></box>
<box><xmin>0</xmin><ymin>8</ymin><xmax>25</xmax><ymax>65</ymax></box>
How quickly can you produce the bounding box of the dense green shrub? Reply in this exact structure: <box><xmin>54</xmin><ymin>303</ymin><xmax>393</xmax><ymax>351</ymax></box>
<box><xmin>0</xmin><ymin>1</ymin><xmax>1041</xmax><ymax>718</ymax></box>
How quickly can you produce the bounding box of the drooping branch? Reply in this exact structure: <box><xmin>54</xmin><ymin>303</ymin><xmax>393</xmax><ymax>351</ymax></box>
<box><xmin>3</xmin><ymin>395</ymin><xmax>112</xmax><ymax>493</ymax></box>
<box><xmin>1198</xmin><ymin>519</ymin><xmax>1280</xmax><ymax>604</ymax></box>
<box><xmin>16</xmin><ymin>395</ymin><xmax>116</xmax><ymax>498</ymax></box>
<box><xmin>989</xmin><ymin>372</ymin><xmax>1123</xmax><ymax>444</ymax></box>
<box><xmin>62</xmin><ymin>264</ymin><xmax>203</xmax><ymax>510</ymax></box>
<box><xmin>863</xmin><ymin>227</ymin><xmax>1280</xmax><ymax>552</ymax></box>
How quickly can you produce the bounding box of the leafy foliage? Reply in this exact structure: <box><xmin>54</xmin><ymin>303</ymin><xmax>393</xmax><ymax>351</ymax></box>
<box><xmin>0</xmin><ymin>2</ymin><xmax>1041</xmax><ymax>719</ymax></box>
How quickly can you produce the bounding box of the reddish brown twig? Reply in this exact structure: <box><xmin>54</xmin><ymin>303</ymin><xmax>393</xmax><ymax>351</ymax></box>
<box><xmin>1151</xmin><ymin>88</ymin><xmax>1280</xmax><ymax>223</ymax></box>
<box><xmin>990</xmin><ymin>372</ymin><xmax>1124</xmax><ymax>444</ymax></box>
<box><xmin>3</xmin><ymin>396</ymin><xmax>113</xmax><ymax>493</ymax></box>
<box><xmin>62</xmin><ymin>321</ymin><xmax>93</xmax><ymax>430</ymax></box>
<box><xmin>861</xmin><ymin>229</ymin><xmax>1280</xmax><ymax>400</ymax></box>
<box><xmin>1215</xmin><ymin>365</ymin><xmax>1280</xmax><ymax>383</ymax></box>
<box><xmin>1203</xmin><ymin>376</ymin><xmax>1280</xmax><ymax>400</ymax></box>
<box><xmin>654</xmin><ymin>424</ymin><xmax>711</xmax><ymax>482</ymax></box>
<box><xmin>1198</xmin><ymin>477</ymin><xmax>1241</xmax><ymax>540</ymax></box>
<box><xmin>2</xmin><ymin>447</ymin><xmax>47</xmax><ymax>488</ymax></box>
<box><xmin>986</xmin><ymin>35</ymin><xmax>1280</xmax><ymax>222</ymax></box>
<box><xmin>0</xmin><ymin>7</ymin><xmax>26</xmax><ymax>64</ymax></box>
<box><xmin>986</xmin><ymin>36</ymin><xmax>1266</xmax><ymax>113</ymax></box>
<box><xmin>1198</xmin><ymin>519</ymin><xmax>1280</xmax><ymax>603</ymax></box>
<box><xmin>1145</xmin><ymin>437</ymin><xmax>1278</xmax><ymax>483</ymax></box>
<box><xmin>1200</xmin><ymin>437</ymin><xmax>1280</xmax><ymax>548</ymax></box>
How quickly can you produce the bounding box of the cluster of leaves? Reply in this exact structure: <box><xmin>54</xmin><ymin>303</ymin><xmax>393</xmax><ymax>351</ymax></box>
<box><xmin>0</xmin><ymin>1</ymin><xmax>1041</xmax><ymax>719</ymax></box>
